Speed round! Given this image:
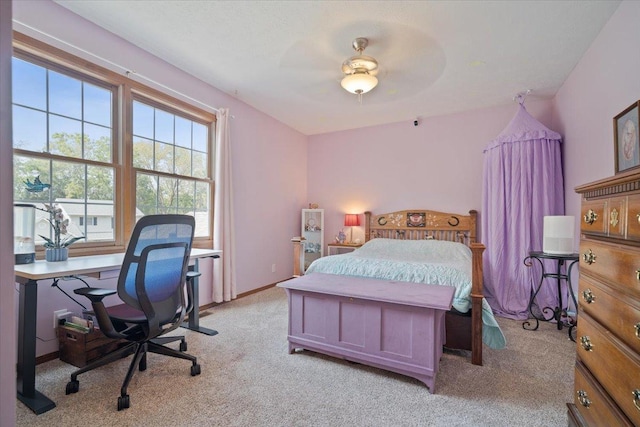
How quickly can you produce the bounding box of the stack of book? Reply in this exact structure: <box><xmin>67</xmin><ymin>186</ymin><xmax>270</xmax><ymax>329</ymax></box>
<box><xmin>63</xmin><ymin>315</ymin><xmax>94</xmax><ymax>333</ymax></box>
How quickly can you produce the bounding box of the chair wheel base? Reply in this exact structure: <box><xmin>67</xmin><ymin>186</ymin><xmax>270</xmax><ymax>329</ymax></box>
<box><xmin>117</xmin><ymin>394</ymin><xmax>130</xmax><ymax>411</ymax></box>
<box><xmin>65</xmin><ymin>380</ymin><xmax>79</xmax><ymax>394</ymax></box>
<box><xmin>191</xmin><ymin>364</ymin><xmax>201</xmax><ymax>376</ymax></box>
<box><xmin>180</xmin><ymin>341</ymin><xmax>187</xmax><ymax>352</ymax></box>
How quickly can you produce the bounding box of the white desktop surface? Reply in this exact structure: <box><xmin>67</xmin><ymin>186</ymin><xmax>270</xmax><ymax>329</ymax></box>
<box><xmin>15</xmin><ymin>248</ymin><xmax>221</xmax><ymax>281</ymax></box>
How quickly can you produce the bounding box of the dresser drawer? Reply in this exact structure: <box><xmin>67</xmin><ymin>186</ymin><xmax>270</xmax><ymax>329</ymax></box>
<box><xmin>579</xmin><ymin>240</ymin><xmax>640</xmax><ymax>296</ymax></box>
<box><xmin>577</xmin><ymin>312</ymin><xmax>640</xmax><ymax>425</ymax></box>
<box><xmin>607</xmin><ymin>197</ymin><xmax>625</xmax><ymax>238</ymax></box>
<box><xmin>579</xmin><ymin>275</ymin><xmax>640</xmax><ymax>355</ymax></box>
<box><xmin>581</xmin><ymin>200</ymin><xmax>607</xmax><ymax>236</ymax></box>
<box><xmin>573</xmin><ymin>360</ymin><xmax>634</xmax><ymax>427</ymax></box>
<box><xmin>627</xmin><ymin>194</ymin><xmax>640</xmax><ymax>242</ymax></box>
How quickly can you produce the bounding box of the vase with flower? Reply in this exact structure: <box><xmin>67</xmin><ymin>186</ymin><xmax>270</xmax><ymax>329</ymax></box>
<box><xmin>38</xmin><ymin>203</ymin><xmax>84</xmax><ymax>262</ymax></box>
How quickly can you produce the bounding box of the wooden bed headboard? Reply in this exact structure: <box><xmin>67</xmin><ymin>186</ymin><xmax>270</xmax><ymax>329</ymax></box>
<box><xmin>364</xmin><ymin>209</ymin><xmax>477</xmax><ymax>246</ymax></box>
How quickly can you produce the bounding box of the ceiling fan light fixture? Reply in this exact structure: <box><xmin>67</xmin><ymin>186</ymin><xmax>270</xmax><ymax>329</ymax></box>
<box><xmin>341</xmin><ymin>37</ymin><xmax>379</xmax><ymax>103</ymax></box>
<box><xmin>341</xmin><ymin>73</ymin><xmax>378</xmax><ymax>95</ymax></box>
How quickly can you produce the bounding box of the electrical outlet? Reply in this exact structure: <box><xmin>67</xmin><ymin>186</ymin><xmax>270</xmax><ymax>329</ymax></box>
<box><xmin>53</xmin><ymin>309</ymin><xmax>68</xmax><ymax>329</ymax></box>
<box><xmin>272</xmin><ymin>263</ymin><xmax>276</xmax><ymax>273</ymax></box>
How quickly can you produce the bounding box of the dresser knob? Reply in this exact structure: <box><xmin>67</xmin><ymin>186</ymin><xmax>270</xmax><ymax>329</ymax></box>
<box><xmin>635</xmin><ymin>323</ymin><xmax>640</xmax><ymax>339</ymax></box>
<box><xmin>582</xmin><ymin>249</ymin><xmax>597</xmax><ymax>265</ymax></box>
<box><xmin>584</xmin><ymin>210</ymin><xmax>598</xmax><ymax>225</ymax></box>
<box><xmin>582</xmin><ymin>289</ymin><xmax>596</xmax><ymax>304</ymax></box>
<box><xmin>633</xmin><ymin>389</ymin><xmax>640</xmax><ymax>411</ymax></box>
<box><xmin>637</xmin><ymin>213</ymin><xmax>640</xmax><ymax>224</ymax></box>
<box><xmin>580</xmin><ymin>336</ymin><xmax>594</xmax><ymax>351</ymax></box>
<box><xmin>577</xmin><ymin>390</ymin><xmax>591</xmax><ymax>408</ymax></box>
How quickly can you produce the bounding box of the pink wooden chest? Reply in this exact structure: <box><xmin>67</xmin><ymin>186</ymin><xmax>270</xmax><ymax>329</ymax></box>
<box><xmin>277</xmin><ymin>273</ymin><xmax>455</xmax><ymax>392</ymax></box>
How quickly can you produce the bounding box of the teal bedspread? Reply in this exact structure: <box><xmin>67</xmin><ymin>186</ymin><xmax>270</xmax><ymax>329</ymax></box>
<box><xmin>306</xmin><ymin>239</ymin><xmax>506</xmax><ymax>349</ymax></box>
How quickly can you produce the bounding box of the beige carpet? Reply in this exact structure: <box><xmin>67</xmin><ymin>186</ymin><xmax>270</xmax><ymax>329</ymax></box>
<box><xmin>17</xmin><ymin>286</ymin><xmax>574</xmax><ymax>426</ymax></box>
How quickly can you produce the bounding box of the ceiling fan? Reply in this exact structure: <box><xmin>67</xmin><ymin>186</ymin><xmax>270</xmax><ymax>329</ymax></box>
<box><xmin>340</xmin><ymin>37</ymin><xmax>379</xmax><ymax>103</ymax></box>
<box><xmin>277</xmin><ymin>25</ymin><xmax>444</xmax><ymax>104</ymax></box>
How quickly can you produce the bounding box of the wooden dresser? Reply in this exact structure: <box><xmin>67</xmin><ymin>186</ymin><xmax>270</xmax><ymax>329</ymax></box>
<box><xmin>569</xmin><ymin>170</ymin><xmax>640</xmax><ymax>426</ymax></box>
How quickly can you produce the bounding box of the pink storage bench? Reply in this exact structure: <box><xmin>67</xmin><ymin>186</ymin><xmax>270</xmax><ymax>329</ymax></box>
<box><xmin>277</xmin><ymin>273</ymin><xmax>455</xmax><ymax>392</ymax></box>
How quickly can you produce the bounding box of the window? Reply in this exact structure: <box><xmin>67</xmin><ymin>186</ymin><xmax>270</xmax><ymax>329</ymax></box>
<box><xmin>12</xmin><ymin>34</ymin><xmax>216</xmax><ymax>254</ymax></box>
<box><xmin>132</xmin><ymin>98</ymin><xmax>212</xmax><ymax>237</ymax></box>
<box><xmin>12</xmin><ymin>55</ymin><xmax>116</xmax><ymax>246</ymax></box>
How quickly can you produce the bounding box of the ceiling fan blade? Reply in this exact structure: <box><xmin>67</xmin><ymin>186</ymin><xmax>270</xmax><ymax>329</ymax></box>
<box><xmin>279</xmin><ymin>40</ymin><xmax>339</xmax><ymax>71</ymax></box>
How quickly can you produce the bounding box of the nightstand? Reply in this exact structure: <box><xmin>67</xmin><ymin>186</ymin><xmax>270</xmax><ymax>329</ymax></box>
<box><xmin>327</xmin><ymin>243</ymin><xmax>362</xmax><ymax>256</ymax></box>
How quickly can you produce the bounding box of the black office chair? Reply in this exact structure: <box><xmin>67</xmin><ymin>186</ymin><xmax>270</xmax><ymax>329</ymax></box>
<box><xmin>65</xmin><ymin>214</ymin><xmax>201</xmax><ymax>410</ymax></box>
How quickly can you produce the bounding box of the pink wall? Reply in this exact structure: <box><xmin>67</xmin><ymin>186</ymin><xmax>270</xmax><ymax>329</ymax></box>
<box><xmin>1</xmin><ymin>2</ymin><xmax>16</xmax><ymax>425</ymax></box>
<box><xmin>11</xmin><ymin>0</ymin><xmax>307</xmax><ymax>358</ymax></box>
<box><xmin>554</xmin><ymin>0</ymin><xmax>640</xmax><ymax>218</ymax></box>
<box><xmin>307</xmin><ymin>100</ymin><xmax>555</xmax><ymax>247</ymax></box>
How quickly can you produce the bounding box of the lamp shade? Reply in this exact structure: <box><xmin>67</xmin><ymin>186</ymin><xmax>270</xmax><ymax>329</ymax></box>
<box><xmin>344</xmin><ymin>214</ymin><xmax>360</xmax><ymax>227</ymax></box>
<box><xmin>341</xmin><ymin>73</ymin><xmax>378</xmax><ymax>94</ymax></box>
<box><xmin>543</xmin><ymin>216</ymin><xmax>575</xmax><ymax>254</ymax></box>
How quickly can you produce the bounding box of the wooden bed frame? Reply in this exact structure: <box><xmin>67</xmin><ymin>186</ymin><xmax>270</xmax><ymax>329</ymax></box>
<box><xmin>364</xmin><ymin>209</ymin><xmax>485</xmax><ymax>366</ymax></box>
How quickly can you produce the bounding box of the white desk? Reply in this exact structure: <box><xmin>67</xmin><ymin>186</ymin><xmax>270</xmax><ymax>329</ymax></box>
<box><xmin>14</xmin><ymin>248</ymin><xmax>221</xmax><ymax>415</ymax></box>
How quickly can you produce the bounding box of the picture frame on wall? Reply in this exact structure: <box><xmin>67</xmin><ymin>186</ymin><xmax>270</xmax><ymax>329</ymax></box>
<box><xmin>614</xmin><ymin>101</ymin><xmax>640</xmax><ymax>174</ymax></box>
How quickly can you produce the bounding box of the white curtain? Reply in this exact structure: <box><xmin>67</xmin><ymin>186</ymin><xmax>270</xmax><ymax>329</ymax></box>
<box><xmin>213</xmin><ymin>108</ymin><xmax>236</xmax><ymax>302</ymax></box>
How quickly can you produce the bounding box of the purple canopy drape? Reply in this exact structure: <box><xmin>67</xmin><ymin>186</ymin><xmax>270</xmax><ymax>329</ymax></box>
<box><xmin>482</xmin><ymin>104</ymin><xmax>564</xmax><ymax>320</ymax></box>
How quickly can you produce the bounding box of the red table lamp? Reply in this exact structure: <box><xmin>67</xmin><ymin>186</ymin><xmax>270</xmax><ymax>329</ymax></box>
<box><xmin>344</xmin><ymin>214</ymin><xmax>360</xmax><ymax>244</ymax></box>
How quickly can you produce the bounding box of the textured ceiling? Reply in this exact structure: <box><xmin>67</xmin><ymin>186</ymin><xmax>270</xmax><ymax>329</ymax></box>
<box><xmin>53</xmin><ymin>0</ymin><xmax>620</xmax><ymax>135</ymax></box>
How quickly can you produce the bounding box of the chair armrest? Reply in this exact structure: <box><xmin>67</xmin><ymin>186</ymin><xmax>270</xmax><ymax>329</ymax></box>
<box><xmin>187</xmin><ymin>271</ymin><xmax>202</xmax><ymax>280</ymax></box>
<box><xmin>74</xmin><ymin>287</ymin><xmax>116</xmax><ymax>303</ymax></box>
<box><xmin>73</xmin><ymin>287</ymin><xmax>124</xmax><ymax>339</ymax></box>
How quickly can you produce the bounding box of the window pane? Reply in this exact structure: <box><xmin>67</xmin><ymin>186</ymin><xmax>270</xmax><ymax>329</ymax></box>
<box><xmin>51</xmin><ymin>160</ymin><xmax>85</xmax><ymax>201</ymax></box>
<box><xmin>155</xmin><ymin>141</ymin><xmax>173</xmax><ymax>173</ymax></box>
<box><xmin>193</xmin><ymin>122</ymin><xmax>208</xmax><ymax>152</ymax></box>
<box><xmin>195</xmin><ymin>181</ymin><xmax>210</xmax><ymax>237</ymax></box>
<box><xmin>13</xmin><ymin>106</ymin><xmax>47</xmax><ymax>152</ymax></box>
<box><xmin>133</xmin><ymin>137</ymin><xmax>154</xmax><ymax>170</ymax></box>
<box><xmin>133</xmin><ymin>101</ymin><xmax>154</xmax><ymax>139</ymax></box>
<box><xmin>49</xmin><ymin>70</ymin><xmax>81</xmax><ymax>119</ymax></box>
<box><xmin>49</xmin><ymin>200</ymin><xmax>84</xmax><ymax>243</ymax></box>
<box><xmin>84</xmin><ymin>203</ymin><xmax>114</xmax><ymax>242</ymax></box>
<box><xmin>13</xmin><ymin>156</ymin><xmax>50</xmax><ymax>203</ymax></box>
<box><xmin>154</xmin><ymin>109</ymin><xmax>174</xmax><ymax>143</ymax></box>
<box><xmin>177</xmin><ymin>179</ymin><xmax>195</xmax><ymax>210</ymax></box>
<box><xmin>12</xmin><ymin>58</ymin><xmax>46</xmax><ymax>110</ymax></box>
<box><xmin>175</xmin><ymin>146</ymin><xmax>191</xmax><ymax>176</ymax></box>
<box><xmin>136</xmin><ymin>173</ymin><xmax>158</xmax><ymax>215</ymax></box>
<box><xmin>175</xmin><ymin>117</ymin><xmax>191</xmax><ymax>148</ymax></box>
<box><xmin>84</xmin><ymin>123</ymin><xmax>112</xmax><ymax>162</ymax></box>
<box><xmin>84</xmin><ymin>83</ymin><xmax>111</xmax><ymax>127</ymax></box>
<box><xmin>195</xmin><ymin>182</ymin><xmax>209</xmax><ymax>210</ymax></box>
<box><xmin>192</xmin><ymin>150</ymin><xmax>207</xmax><ymax>178</ymax></box>
<box><xmin>194</xmin><ymin>214</ymin><xmax>210</xmax><ymax>237</ymax></box>
<box><xmin>158</xmin><ymin>176</ymin><xmax>177</xmax><ymax>212</ymax></box>
<box><xmin>87</xmin><ymin>165</ymin><xmax>114</xmax><ymax>201</ymax></box>
<box><xmin>49</xmin><ymin>116</ymin><xmax>82</xmax><ymax>158</ymax></box>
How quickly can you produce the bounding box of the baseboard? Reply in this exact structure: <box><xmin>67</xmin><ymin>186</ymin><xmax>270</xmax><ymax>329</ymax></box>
<box><xmin>36</xmin><ymin>351</ymin><xmax>60</xmax><ymax>365</ymax></box>
<box><xmin>236</xmin><ymin>281</ymin><xmax>278</xmax><ymax>299</ymax></box>
<box><xmin>37</xmin><ymin>280</ymin><xmax>286</xmax><ymax>365</ymax></box>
